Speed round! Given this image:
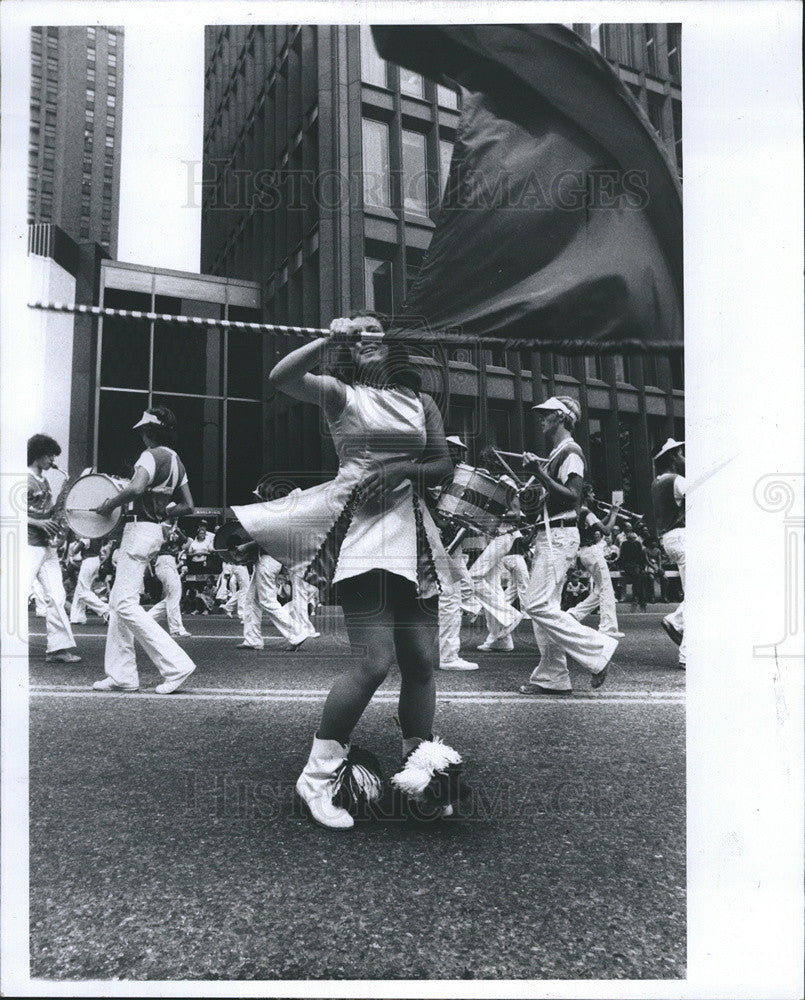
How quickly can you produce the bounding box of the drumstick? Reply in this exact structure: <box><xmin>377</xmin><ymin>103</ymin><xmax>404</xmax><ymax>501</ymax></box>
<box><xmin>490</xmin><ymin>449</ymin><xmax>522</xmax><ymax>482</ymax></box>
<box><xmin>446</xmin><ymin>526</ymin><xmax>468</xmax><ymax>554</ymax></box>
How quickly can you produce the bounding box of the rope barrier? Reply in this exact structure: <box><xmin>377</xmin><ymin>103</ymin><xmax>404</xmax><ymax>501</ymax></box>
<box><xmin>28</xmin><ymin>301</ymin><xmax>683</xmax><ymax>354</ymax></box>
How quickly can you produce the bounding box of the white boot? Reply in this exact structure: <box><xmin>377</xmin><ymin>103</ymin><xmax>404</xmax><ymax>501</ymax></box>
<box><xmin>295</xmin><ymin>734</ymin><xmax>355</xmax><ymax>830</ymax></box>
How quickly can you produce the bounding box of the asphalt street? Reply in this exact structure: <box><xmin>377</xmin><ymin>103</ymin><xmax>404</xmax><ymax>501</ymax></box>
<box><xmin>28</xmin><ymin>606</ymin><xmax>685</xmax><ymax>981</ymax></box>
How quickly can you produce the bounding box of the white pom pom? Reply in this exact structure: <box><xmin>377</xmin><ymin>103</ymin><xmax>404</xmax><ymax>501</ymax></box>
<box><xmin>390</xmin><ymin>765</ymin><xmax>433</xmax><ymax>798</ymax></box>
<box><xmin>404</xmin><ymin>737</ymin><xmax>462</xmax><ymax>773</ymax></box>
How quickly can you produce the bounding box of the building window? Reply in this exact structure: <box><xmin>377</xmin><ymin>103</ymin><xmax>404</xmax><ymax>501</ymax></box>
<box><xmin>107</xmin><ymin>93</ymin><xmax>115</xmax><ymax>107</ymax></box>
<box><xmin>620</xmin><ymin>26</ymin><xmax>636</xmax><ymax>67</ymax></box>
<box><xmin>613</xmin><ymin>355</ymin><xmax>632</xmax><ymax>384</ymax></box>
<box><xmin>87</xmin><ymin>66</ymin><xmax>95</xmax><ymax>82</ymax></box>
<box><xmin>359</xmin><ymin>25</ymin><xmax>387</xmax><ymax>87</ymax></box>
<box><xmin>87</xmin><ymin>27</ymin><xmax>96</xmax><ymax>38</ymax></box>
<box><xmin>105</xmin><ymin>135</ymin><xmax>114</xmax><ymax>147</ymax></box>
<box><xmin>87</xmin><ymin>87</ymin><xmax>95</xmax><ymax>102</ymax></box>
<box><xmin>647</xmin><ymin>92</ymin><xmax>665</xmax><ymax>137</ymax></box>
<box><xmin>587</xmin><ymin>416</ymin><xmax>609</xmax><ymax>499</ymax></box>
<box><xmin>642</xmin><ymin>353</ymin><xmax>660</xmax><ymax>388</ymax></box>
<box><xmin>361</xmin><ymin>118</ymin><xmax>391</xmax><ymax>209</ymax></box>
<box><xmin>106</xmin><ymin>113</ymin><xmax>115</xmax><ymax>129</ymax></box>
<box><xmin>108</xmin><ymin>31</ymin><xmax>117</xmax><ymax>47</ymax></box>
<box><xmin>585</xmin><ymin>355</ymin><xmax>603</xmax><ymax>380</ymax></box>
<box><xmin>364</xmin><ymin>257</ymin><xmax>394</xmax><ymax>315</ymax></box>
<box><xmin>669</xmin><ymin>351</ymin><xmax>684</xmax><ymax>389</ymax></box>
<box><xmin>399</xmin><ymin>67</ymin><xmax>424</xmax><ymax>99</ymax></box>
<box><xmin>88</xmin><ymin>47</ymin><xmax>95</xmax><ymax>61</ymax></box>
<box><xmin>554</xmin><ymin>354</ymin><xmax>574</xmax><ymax>377</ymax></box>
<box><xmin>401</xmin><ymin>129</ymin><xmax>428</xmax><ymax>215</ymax></box>
<box><xmin>85</xmin><ymin>109</ymin><xmax>94</xmax><ymax>122</ymax></box>
<box><xmin>644</xmin><ymin>24</ymin><xmax>658</xmax><ymax>75</ymax></box>
<box><xmin>439</xmin><ymin>138</ymin><xmax>453</xmax><ymax>197</ymax></box>
<box><xmin>667</xmin><ymin>24</ymin><xmax>681</xmax><ymax>82</ymax></box>
<box><xmin>108</xmin><ymin>52</ymin><xmax>116</xmax><ymax>67</ymax></box>
<box><xmin>437</xmin><ymin>83</ymin><xmax>459</xmax><ymax>109</ymax></box>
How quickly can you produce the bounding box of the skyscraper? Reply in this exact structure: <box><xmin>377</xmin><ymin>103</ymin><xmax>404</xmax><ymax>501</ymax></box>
<box><xmin>28</xmin><ymin>25</ymin><xmax>124</xmax><ymax>256</ymax></box>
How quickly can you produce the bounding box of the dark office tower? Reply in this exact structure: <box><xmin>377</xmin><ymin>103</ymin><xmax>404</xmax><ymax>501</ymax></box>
<box><xmin>28</xmin><ymin>25</ymin><xmax>124</xmax><ymax>256</ymax></box>
<box><xmin>201</xmin><ymin>25</ymin><xmax>684</xmax><ymax>519</ymax></box>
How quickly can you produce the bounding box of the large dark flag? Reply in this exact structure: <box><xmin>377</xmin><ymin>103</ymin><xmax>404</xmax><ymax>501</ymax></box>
<box><xmin>372</xmin><ymin>25</ymin><xmax>683</xmax><ymax>344</ymax></box>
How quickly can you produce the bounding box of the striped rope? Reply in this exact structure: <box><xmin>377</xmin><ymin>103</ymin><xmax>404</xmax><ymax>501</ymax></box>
<box><xmin>27</xmin><ymin>301</ymin><xmax>683</xmax><ymax>354</ymax></box>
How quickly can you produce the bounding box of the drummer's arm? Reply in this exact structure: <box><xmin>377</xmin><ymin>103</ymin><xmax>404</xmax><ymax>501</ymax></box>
<box><xmin>96</xmin><ymin>468</ymin><xmax>150</xmax><ymax>516</ymax></box>
<box><xmin>166</xmin><ymin>483</ymin><xmax>194</xmax><ymax>521</ymax></box>
<box><xmin>525</xmin><ymin>458</ymin><xmax>583</xmax><ymax>507</ymax></box>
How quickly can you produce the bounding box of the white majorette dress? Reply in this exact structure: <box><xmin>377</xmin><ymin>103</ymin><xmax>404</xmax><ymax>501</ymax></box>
<box><xmin>232</xmin><ymin>384</ymin><xmax>457</xmax><ymax>598</ymax></box>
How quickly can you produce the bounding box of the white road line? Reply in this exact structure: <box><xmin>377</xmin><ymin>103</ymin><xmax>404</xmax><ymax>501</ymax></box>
<box><xmin>30</xmin><ymin>688</ymin><xmax>684</xmax><ymax>706</ymax></box>
<box><xmin>32</xmin><ymin>684</ymin><xmax>683</xmax><ymax>699</ymax></box>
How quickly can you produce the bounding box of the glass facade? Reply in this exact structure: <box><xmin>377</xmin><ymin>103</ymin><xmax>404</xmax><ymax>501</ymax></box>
<box><xmin>96</xmin><ymin>266</ymin><xmax>262</xmax><ymax>508</ymax></box>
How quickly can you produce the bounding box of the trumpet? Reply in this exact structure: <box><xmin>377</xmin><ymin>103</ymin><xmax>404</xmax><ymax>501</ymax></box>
<box><xmin>595</xmin><ymin>500</ymin><xmax>644</xmax><ymax>523</ymax></box>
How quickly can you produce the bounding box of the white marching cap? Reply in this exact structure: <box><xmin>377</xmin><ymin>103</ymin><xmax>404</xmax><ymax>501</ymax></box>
<box><xmin>132</xmin><ymin>411</ymin><xmax>163</xmax><ymax>429</ymax></box>
<box><xmin>653</xmin><ymin>437</ymin><xmax>684</xmax><ymax>462</ymax></box>
<box><xmin>532</xmin><ymin>395</ymin><xmax>581</xmax><ymax>426</ymax></box>
<box><xmin>445</xmin><ymin>435</ymin><xmax>468</xmax><ymax>451</ymax></box>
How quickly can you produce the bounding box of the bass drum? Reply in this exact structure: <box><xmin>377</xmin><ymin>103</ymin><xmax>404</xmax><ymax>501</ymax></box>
<box><xmin>64</xmin><ymin>473</ymin><xmax>128</xmax><ymax>539</ymax></box>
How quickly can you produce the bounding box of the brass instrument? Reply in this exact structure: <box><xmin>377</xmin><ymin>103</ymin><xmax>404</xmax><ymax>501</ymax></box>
<box><xmin>594</xmin><ymin>500</ymin><xmax>644</xmax><ymax>523</ymax></box>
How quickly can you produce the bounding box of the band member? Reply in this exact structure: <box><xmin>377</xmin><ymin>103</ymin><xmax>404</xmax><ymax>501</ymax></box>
<box><xmin>69</xmin><ymin>538</ymin><xmax>110</xmax><ymax>625</ymax></box>
<box><xmin>436</xmin><ymin>434</ymin><xmax>479</xmax><ymax>671</ymax></box>
<box><xmin>518</xmin><ymin>397</ymin><xmax>617</xmax><ymax>695</ymax></box>
<box><xmin>27</xmin><ymin>434</ymin><xmax>81</xmax><ymax>662</ymax></box>
<box><xmin>471</xmin><ymin>450</ymin><xmax>524</xmax><ymax>652</ymax></box>
<box><xmin>289</xmin><ymin>574</ymin><xmax>320</xmax><ymax>642</ymax></box>
<box><xmin>92</xmin><ymin>408</ymin><xmax>197</xmax><ymax>693</ymax></box>
<box><xmin>651</xmin><ymin>438</ymin><xmax>686</xmax><ymax>668</ymax></box>
<box><xmin>237</xmin><ymin>548</ymin><xmax>309</xmax><ymax>650</ymax></box>
<box><xmin>148</xmin><ymin>520</ymin><xmax>191</xmax><ymax>638</ymax></box>
<box><xmin>222</xmin><ymin>559</ymin><xmax>250</xmax><ymax>620</ymax></box>
<box><xmin>567</xmin><ymin>485</ymin><xmax>624</xmax><ymax>638</ymax></box>
<box><xmin>233</xmin><ymin>313</ymin><xmax>466</xmax><ymax>829</ymax></box>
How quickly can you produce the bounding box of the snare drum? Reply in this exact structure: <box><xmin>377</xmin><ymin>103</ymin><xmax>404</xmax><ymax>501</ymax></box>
<box><xmin>64</xmin><ymin>473</ymin><xmax>128</xmax><ymax>539</ymax></box>
<box><xmin>436</xmin><ymin>463</ymin><xmax>516</xmax><ymax>535</ymax></box>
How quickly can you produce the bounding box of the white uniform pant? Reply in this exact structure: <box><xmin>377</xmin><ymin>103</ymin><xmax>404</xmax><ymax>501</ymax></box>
<box><xmin>523</xmin><ymin>527</ymin><xmax>617</xmax><ymax>691</ymax></box>
<box><xmin>104</xmin><ymin>522</ymin><xmax>196</xmax><ymax>686</ymax></box>
<box><xmin>69</xmin><ymin>555</ymin><xmax>109</xmax><ymax>623</ymax></box>
<box><xmin>242</xmin><ymin>554</ymin><xmax>300</xmax><ymax>647</ymax></box>
<box><xmin>29</xmin><ymin>544</ymin><xmax>76</xmax><ymax>653</ymax></box>
<box><xmin>148</xmin><ymin>555</ymin><xmax>186</xmax><ymax>634</ymax></box>
<box><xmin>661</xmin><ymin>527</ymin><xmax>686</xmax><ymax>664</ymax></box>
<box><xmin>470</xmin><ymin>533</ymin><xmax>522</xmax><ymax>641</ymax></box>
<box><xmin>223</xmin><ymin>564</ymin><xmax>250</xmax><ymax>619</ymax></box>
<box><xmin>31</xmin><ymin>576</ymin><xmax>48</xmax><ymax>616</ymax></box>
<box><xmin>502</xmin><ymin>553</ymin><xmax>530</xmax><ymax>607</ymax></box>
<box><xmin>568</xmin><ymin>542</ymin><xmax>621</xmax><ymax>636</ymax></box>
<box><xmin>438</xmin><ymin>549</ymin><xmax>479</xmax><ymax>662</ymax></box>
<box><xmin>290</xmin><ymin>575</ymin><xmax>318</xmax><ymax>637</ymax></box>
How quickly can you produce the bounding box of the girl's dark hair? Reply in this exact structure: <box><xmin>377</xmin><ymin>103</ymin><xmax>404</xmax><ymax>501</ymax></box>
<box><xmin>326</xmin><ymin>310</ymin><xmax>421</xmax><ymax>392</ymax></box>
<box><xmin>141</xmin><ymin>406</ymin><xmax>178</xmax><ymax>448</ymax></box>
<box><xmin>28</xmin><ymin>434</ymin><xmax>61</xmax><ymax>465</ymax></box>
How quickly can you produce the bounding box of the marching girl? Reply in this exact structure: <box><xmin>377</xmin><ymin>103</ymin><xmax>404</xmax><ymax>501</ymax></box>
<box><xmin>232</xmin><ymin>313</ymin><xmax>467</xmax><ymax>829</ymax></box>
<box><xmin>92</xmin><ymin>407</ymin><xmax>197</xmax><ymax>694</ymax></box>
